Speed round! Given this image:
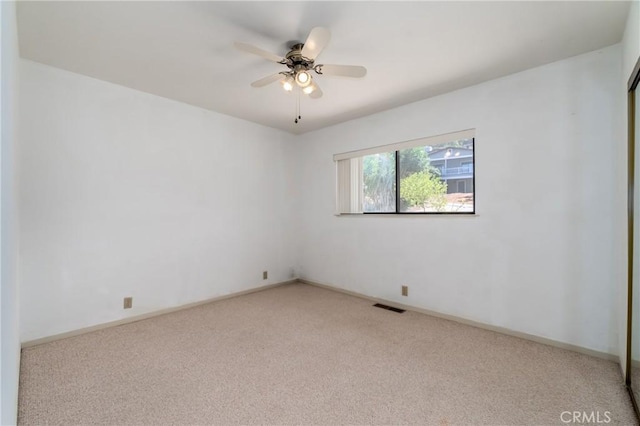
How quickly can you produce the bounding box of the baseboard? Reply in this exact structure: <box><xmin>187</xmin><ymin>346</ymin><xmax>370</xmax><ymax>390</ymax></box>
<box><xmin>298</xmin><ymin>278</ymin><xmax>618</xmax><ymax>363</ymax></box>
<box><xmin>23</xmin><ymin>277</ymin><xmax>619</xmax><ymax>363</ymax></box>
<box><xmin>21</xmin><ymin>280</ymin><xmax>297</xmax><ymax>348</ymax></box>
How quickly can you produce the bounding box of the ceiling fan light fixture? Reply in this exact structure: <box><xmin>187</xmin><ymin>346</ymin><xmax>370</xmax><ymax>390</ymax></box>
<box><xmin>236</xmin><ymin>26</ymin><xmax>364</xmax><ymax>117</ymax></box>
<box><xmin>281</xmin><ymin>75</ymin><xmax>294</xmax><ymax>92</ymax></box>
<box><xmin>302</xmin><ymin>82</ymin><xmax>316</xmax><ymax>95</ymax></box>
<box><xmin>295</xmin><ymin>71</ymin><xmax>311</xmax><ymax>87</ymax></box>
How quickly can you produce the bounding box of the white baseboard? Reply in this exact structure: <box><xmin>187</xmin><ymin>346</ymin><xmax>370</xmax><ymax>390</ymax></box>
<box><xmin>21</xmin><ymin>280</ymin><xmax>297</xmax><ymax>348</ymax></box>
<box><xmin>298</xmin><ymin>278</ymin><xmax>619</xmax><ymax>363</ymax></box>
<box><xmin>22</xmin><ymin>277</ymin><xmax>620</xmax><ymax>365</ymax></box>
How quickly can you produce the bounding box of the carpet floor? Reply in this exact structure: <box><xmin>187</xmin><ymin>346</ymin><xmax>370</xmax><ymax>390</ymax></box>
<box><xmin>18</xmin><ymin>283</ymin><xmax>638</xmax><ymax>425</ymax></box>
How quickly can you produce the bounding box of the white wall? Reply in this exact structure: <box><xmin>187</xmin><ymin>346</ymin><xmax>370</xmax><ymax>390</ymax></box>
<box><xmin>1</xmin><ymin>1</ymin><xmax>21</xmax><ymax>424</ymax></box>
<box><xmin>621</xmin><ymin>0</ymin><xmax>640</xmax><ymax>377</ymax></box>
<box><xmin>623</xmin><ymin>1</ymin><xmax>640</xmax><ymax>81</ymax></box>
<box><xmin>18</xmin><ymin>60</ymin><xmax>297</xmax><ymax>342</ymax></box>
<box><xmin>294</xmin><ymin>45</ymin><xmax>622</xmax><ymax>355</ymax></box>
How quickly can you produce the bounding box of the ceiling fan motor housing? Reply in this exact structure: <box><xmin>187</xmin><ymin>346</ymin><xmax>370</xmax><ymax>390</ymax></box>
<box><xmin>284</xmin><ymin>43</ymin><xmax>315</xmax><ymax>73</ymax></box>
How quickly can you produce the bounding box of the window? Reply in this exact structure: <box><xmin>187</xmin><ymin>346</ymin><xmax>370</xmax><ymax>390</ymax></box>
<box><xmin>335</xmin><ymin>129</ymin><xmax>475</xmax><ymax>214</ymax></box>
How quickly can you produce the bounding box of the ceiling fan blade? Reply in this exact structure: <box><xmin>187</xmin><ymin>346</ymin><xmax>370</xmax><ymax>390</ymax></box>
<box><xmin>234</xmin><ymin>41</ymin><xmax>283</xmax><ymax>63</ymax></box>
<box><xmin>316</xmin><ymin>64</ymin><xmax>367</xmax><ymax>78</ymax></box>
<box><xmin>301</xmin><ymin>27</ymin><xmax>331</xmax><ymax>60</ymax></box>
<box><xmin>308</xmin><ymin>80</ymin><xmax>323</xmax><ymax>99</ymax></box>
<box><xmin>250</xmin><ymin>73</ymin><xmax>283</xmax><ymax>88</ymax></box>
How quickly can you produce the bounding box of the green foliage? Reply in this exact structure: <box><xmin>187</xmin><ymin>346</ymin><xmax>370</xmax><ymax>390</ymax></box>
<box><xmin>398</xmin><ymin>147</ymin><xmax>427</xmax><ymax>178</ymax></box>
<box><xmin>399</xmin><ymin>147</ymin><xmax>441</xmax><ymax>178</ymax></box>
<box><xmin>362</xmin><ymin>146</ymin><xmax>451</xmax><ymax>212</ymax></box>
<box><xmin>400</xmin><ymin>172</ymin><xmax>448</xmax><ymax>212</ymax></box>
<box><xmin>363</xmin><ymin>152</ymin><xmax>395</xmax><ymax>212</ymax></box>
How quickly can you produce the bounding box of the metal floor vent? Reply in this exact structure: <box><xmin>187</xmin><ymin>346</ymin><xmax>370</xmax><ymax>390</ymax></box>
<box><xmin>373</xmin><ymin>303</ymin><xmax>406</xmax><ymax>313</ymax></box>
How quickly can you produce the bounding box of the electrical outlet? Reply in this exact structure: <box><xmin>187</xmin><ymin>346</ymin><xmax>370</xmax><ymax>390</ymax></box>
<box><xmin>401</xmin><ymin>286</ymin><xmax>408</xmax><ymax>297</ymax></box>
<box><xmin>263</xmin><ymin>271</ymin><xmax>268</xmax><ymax>280</ymax></box>
<box><xmin>123</xmin><ymin>297</ymin><xmax>133</xmax><ymax>309</ymax></box>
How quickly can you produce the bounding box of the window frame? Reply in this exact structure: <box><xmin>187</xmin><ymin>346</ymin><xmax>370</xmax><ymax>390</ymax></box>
<box><xmin>362</xmin><ymin>138</ymin><xmax>475</xmax><ymax>215</ymax></box>
<box><xmin>335</xmin><ymin>129</ymin><xmax>476</xmax><ymax>216</ymax></box>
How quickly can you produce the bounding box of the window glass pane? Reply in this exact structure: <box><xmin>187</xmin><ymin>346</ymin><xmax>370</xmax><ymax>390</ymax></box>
<box><xmin>398</xmin><ymin>139</ymin><xmax>474</xmax><ymax>213</ymax></box>
<box><xmin>363</xmin><ymin>151</ymin><xmax>396</xmax><ymax>212</ymax></box>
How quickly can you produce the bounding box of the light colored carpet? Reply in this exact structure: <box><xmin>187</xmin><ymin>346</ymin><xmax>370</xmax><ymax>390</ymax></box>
<box><xmin>18</xmin><ymin>283</ymin><xmax>637</xmax><ymax>425</ymax></box>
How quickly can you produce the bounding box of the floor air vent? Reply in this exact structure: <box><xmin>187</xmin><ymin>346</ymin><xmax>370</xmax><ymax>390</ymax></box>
<box><xmin>373</xmin><ymin>303</ymin><xmax>406</xmax><ymax>313</ymax></box>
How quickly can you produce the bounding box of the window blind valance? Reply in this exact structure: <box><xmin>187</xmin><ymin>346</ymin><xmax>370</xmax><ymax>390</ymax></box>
<box><xmin>333</xmin><ymin>129</ymin><xmax>475</xmax><ymax>162</ymax></box>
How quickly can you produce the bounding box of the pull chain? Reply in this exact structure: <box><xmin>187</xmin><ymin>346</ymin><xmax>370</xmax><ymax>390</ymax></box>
<box><xmin>294</xmin><ymin>88</ymin><xmax>302</xmax><ymax>124</ymax></box>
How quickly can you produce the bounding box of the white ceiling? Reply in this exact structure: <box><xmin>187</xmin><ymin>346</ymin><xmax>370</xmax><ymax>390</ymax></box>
<box><xmin>17</xmin><ymin>1</ymin><xmax>630</xmax><ymax>135</ymax></box>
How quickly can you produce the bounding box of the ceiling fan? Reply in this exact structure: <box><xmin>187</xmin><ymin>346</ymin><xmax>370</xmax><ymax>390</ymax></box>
<box><xmin>234</xmin><ymin>27</ymin><xmax>367</xmax><ymax>100</ymax></box>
